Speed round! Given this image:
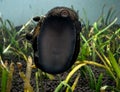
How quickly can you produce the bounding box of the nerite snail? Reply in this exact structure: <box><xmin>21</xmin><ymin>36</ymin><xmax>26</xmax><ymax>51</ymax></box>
<box><xmin>26</xmin><ymin>7</ymin><xmax>81</xmax><ymax>74</ymax></box>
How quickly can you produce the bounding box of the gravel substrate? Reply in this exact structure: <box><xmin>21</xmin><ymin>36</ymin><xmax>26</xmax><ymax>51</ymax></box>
<box><xmin>9</xmin><ymin>60</ymin><xmax>115</xmax><ymax>92</ymax></box>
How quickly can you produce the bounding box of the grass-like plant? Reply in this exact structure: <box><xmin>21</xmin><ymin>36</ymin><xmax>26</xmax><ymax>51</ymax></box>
<box><xmin>0</xmin><ymin>56</ymin><xmax>14</xmax><ymax>92</ymax></box>
<box><xmin>0</xmin><ymin>17</ymin><xmax>34</xmax><ymax>92</ymax></box>
<box><xmin>0</xmin><ymin>17</ymin><xmax>33</xmax><ymax>61</ymax></box>
<box><xmin>17</xmin><ymin>56</ymin><xmax>34</xmax><ymax>92</ymax></box>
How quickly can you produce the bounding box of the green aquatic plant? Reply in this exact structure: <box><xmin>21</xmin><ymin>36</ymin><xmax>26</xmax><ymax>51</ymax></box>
<box><xmin>54</xmin><ymin>61</ymin><xmax>106</xmax><ymax>92</ymax></box>
<box><xmin>80</xmin><ymin>17</ymin><xmax>119</xmax><ymax>61</ymax></box>
<box><xmin>17</xmin><ymin>56</ymin><xmax>34</xmax><ymax>92</ymax></box>
<box><xmin>0</xmin><ymin>17</ymin><xmax>33</xmax><ymax>61</ymax></box>
<box><xmin>96</xmin><ymin>50</ymin><xmax>120</xmax><ymax>91</ymax></box>
<box><xmin>97</xmin><ymin>4</ymin><xmax>117</xmax><ymax>27</ymax></box>
<box><xmin>0</xmin><ymin>56</ymin><xmax>14</xmax><ymax>92</ymax></box>
<box><xmin>0</xmin><ymin>17</ymin><xmax>34</xmax><ymax>92</ymax></box>
<box><xmin>83</xmin><ymin>65</ymin><xmax>103</xmax><ymax>92</ymax></box>
<box><xmin>0</xmin><ymin>60</ymin><xmax>8</xmax><ymax>92</ymax></box>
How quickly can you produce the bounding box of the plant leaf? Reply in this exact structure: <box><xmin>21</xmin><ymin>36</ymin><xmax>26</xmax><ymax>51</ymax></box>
<box><xmin>108</xmin><ymin>51</ymin><xmax>120</xmax><ymax>79</ymax></box>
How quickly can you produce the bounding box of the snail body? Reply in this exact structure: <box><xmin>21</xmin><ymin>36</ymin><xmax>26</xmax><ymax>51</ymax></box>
<box><xmin>26</xmin><ymin>7</ymin><xmax>81</xmax><ymax>74</ymax></box>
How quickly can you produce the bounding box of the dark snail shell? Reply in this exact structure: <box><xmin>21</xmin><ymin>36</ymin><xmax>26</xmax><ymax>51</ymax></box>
<box><xmin>26</xmin><ymin>7</ymin><xmax>81</xmax><ymax>74</ymax></box>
